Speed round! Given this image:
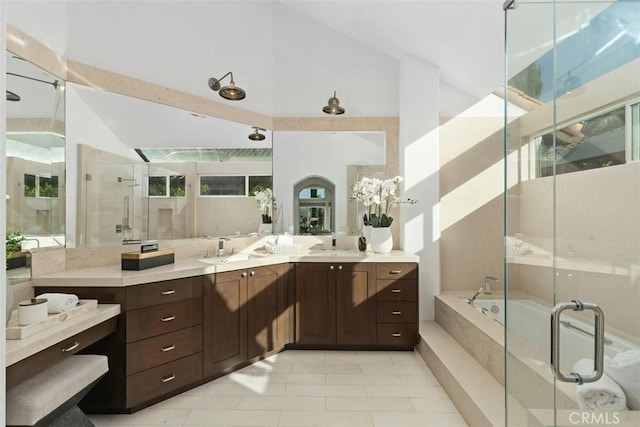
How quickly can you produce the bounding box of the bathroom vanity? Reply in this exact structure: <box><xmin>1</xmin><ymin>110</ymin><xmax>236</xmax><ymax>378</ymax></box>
<box><xmin>33</xmin><ymin>251</ymin><xmax>419</xmax><ymax>413</ymax></box>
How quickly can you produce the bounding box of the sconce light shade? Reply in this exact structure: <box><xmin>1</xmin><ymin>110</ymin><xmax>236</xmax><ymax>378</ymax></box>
<box><xmin>249</xmin><ymin>126</ymin><xmax>266</xmax><ymax>141</ymax></box>
<box><xmin>323</xmin><ymin>90</ymin><xmax>345</xmax><ymax>115</ymax></box>
<box><xmin>6</xmin><ymin>90</ymin><xmax>20</xmax><ymax>101</ymax></box>
<box><xmin>208</xmin><ymin>72</ymin><xmax>246</xmax><ymax>100</ymax></box>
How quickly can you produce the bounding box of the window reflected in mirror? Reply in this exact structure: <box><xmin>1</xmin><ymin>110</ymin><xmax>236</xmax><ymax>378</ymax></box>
<box><xmin>295</xmin><ymin>177</ymin><xmax>334</xmax><ymax>235</ymax></box>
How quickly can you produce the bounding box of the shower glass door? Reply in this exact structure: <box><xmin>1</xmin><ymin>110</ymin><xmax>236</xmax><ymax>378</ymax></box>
<box><xmin>504</xmin><ymin>1</ymin><xmax>639</xmax><ymax>426</ymax></box>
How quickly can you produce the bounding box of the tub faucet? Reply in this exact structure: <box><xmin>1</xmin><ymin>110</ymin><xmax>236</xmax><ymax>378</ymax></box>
<box><xmin>484</xmin><ymin>276</ymin><xmax>498</xmax><ymax>294</ymax></box>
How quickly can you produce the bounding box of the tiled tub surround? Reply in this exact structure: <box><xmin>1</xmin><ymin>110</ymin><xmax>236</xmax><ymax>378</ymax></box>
<box><xmin>435</xmin><ymin>292</ymin><xmax>608</xmax><ymax>413</ymax></box>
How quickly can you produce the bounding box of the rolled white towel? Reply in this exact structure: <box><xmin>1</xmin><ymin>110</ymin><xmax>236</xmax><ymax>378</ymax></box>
<box><xmin>606</xmin><ymin>350</ymin><xmax>640</xmax><ymax>410</ymax></box>
<box><xmin>573</xmin><ymin>358</ymin><xmax>627</xmax><ymax>411</ymax></box>
<box><xmin>36</xmin><ymin>293</ymin><xmax>79</xmax><ymax>314</ymax></box>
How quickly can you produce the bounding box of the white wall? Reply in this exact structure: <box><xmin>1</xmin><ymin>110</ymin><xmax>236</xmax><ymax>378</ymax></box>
<box><xmin>272</xmin><ymin>131</ymin><xmax>385</xmax><ymax>235</ymax></box>
<box><xmin>399</xmin><ymin>53</ymin><xmax>440</xmax><ymax>321</ymax></box>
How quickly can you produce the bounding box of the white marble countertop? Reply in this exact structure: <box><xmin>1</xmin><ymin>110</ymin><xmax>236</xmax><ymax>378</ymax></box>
<box><xmin>6</xmin><ymin>304</ymin><xmax>121</xmax><ymax>366</ymax></box>
<box><xmin>31</xmin><ymin>250</ymin><xmax>419</xmax><ymax>288</ymax></box>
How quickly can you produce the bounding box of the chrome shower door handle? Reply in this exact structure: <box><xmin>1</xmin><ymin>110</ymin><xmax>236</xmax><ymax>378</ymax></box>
<box><xmin>551</xmin><ymin>300</ymin><xmax>605</xmax><ymax>384</ymax></box>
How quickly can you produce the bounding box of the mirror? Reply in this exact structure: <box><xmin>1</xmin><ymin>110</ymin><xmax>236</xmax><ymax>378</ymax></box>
<box><xmin>67</xmin><ymin>83</ymin><xmax>273</xmax><ymax>246</ymax></box>
<box><xmin>6</xmin><ymin>51</ymin><xmax>66</xmax><ymax>283</ymax></box>
<box><xmin>273</xmin><ymin>131</ymin><xmax>385</xmax><ymax>236</ymax></box>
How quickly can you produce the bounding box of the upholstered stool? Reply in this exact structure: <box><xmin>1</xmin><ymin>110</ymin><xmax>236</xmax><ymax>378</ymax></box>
<box><xmin>6</xmin><ymin>354</ymin><xmax>108</xmax><ymax>426</ymax></box>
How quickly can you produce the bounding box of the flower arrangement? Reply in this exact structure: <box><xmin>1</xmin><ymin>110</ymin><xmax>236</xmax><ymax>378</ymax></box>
<box><xmin>6</xmin><ymin>230</ymin><xmax>24</xmax><ymax>260</ymax></box>
<box><xmin>351</xmin><ymin>176</ymin><xmax>416</xmax><ymax>227</ymax></box>
<box><xmin>253</xmin><ymin>186</ymin><xmax>273</xmax><ymax>224</ymax></box>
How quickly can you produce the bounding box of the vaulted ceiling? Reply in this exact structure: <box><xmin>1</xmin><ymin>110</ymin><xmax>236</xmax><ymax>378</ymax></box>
<box><xmin>7</xmin><ymin>1</ymin><xmax>505</xmax><ymax>118</ymax></box>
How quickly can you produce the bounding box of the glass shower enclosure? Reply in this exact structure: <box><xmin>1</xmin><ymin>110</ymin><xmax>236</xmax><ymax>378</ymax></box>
<box><xmin>504</xmin><ymin>1</ymin><xmax>639</xmax><ymax>425</ymax></box>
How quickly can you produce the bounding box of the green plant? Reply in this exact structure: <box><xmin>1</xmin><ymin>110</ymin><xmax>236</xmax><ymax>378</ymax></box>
<box><xmin>6</xmin><ymin>230</ymin><xmax>24</xmax><ymax>259</ymax></box>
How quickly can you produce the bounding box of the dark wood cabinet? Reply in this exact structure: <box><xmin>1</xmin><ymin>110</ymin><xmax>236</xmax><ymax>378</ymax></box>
<box><xmin>295</xmin><ymin>263</ymin><xmax>337</xmax><ymax>345</ymax></box>
<box><xmin>247</xmin><ymin>263</ymin><xmax>290</xmax><ymax>359</ymax></box>
<box><xmin>204</xmin><ymin>263</ymin><xmax>291</xmax><ymax>376</ymax></box>
<box><xmin>336</xmin><ymin>263</ymin><xmax>377</xmax><ymax>345</ymax></box>
<box><xmin>375</xmin><ymin>262</ymin><xmax>418</xmax><ymax>348</ymax></box>
<box><xmin>203</xmin><ymin>269</ymin><xmax>248</xmax><ymax>377</ymax></box>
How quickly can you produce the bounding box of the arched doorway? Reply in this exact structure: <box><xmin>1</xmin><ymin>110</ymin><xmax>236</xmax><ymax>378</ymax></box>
<box><xmin>294</xmin><ymin>177</ymin><xmax>334</xmax><ymax>234</ymax></box>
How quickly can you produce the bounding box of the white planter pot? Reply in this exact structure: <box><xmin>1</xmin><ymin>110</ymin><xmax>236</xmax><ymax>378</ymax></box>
<box><xmin>370</xmin><ymin>227</ymin><xmax>393</xmax><ymax>253</ymax></box>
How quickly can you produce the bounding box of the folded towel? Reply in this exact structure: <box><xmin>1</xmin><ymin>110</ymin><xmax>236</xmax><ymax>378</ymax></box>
<box><xmin>606</xmin><ymin>350</ymin><xmax>640</xmax><ymax>410</ymax></box>
<box><xmin>573</xmin><ymin>358</ymin><xmax>627</xmax><ymax>411</ymax></box>
<box><xmin>36</xmin><ymin>293</ymin><xmax>79</xmax><ymax>314</ymax></box>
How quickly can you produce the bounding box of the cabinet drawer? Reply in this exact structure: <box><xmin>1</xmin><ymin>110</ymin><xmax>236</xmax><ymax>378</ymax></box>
<box><xmin>377</xmin><ymin>301</ymin><xmax>417</xmax><ymax>323</ymax></box>
<box><xmin>126</xmin><ymin>298</ymin><xmax>202</xmax><ymax>343</ymax></box>
<box><xmin>377</xmin><ymin>323</ymin><xmax>418</xmax><ymax>346</ymax></box>
<box><xmin>376</xmin><ymin>280</ymin><xmax>417</xmax><ymax>301</ymax></box>
<box><xmin>126</xmin><ymin>353</ymin><xmax>203</xmax><ymax>408</ymax></box>
<box><xmin>376</xmin><ymin>263</ymin><xmax>417</xmax><ymax>280</ymax></box>
<box><xmin>126</xmin><ymin>276</ymin><xmax>202</xmax><ymax>310</ymax></box>
<box><xmin>127</xmin><ymin>325</ymin><xmax>202</xmax><ymax>375</ymax></box>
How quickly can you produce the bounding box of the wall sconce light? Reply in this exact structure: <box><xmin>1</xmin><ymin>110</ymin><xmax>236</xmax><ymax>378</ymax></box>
<box><xmin>208</xmin><ymin>72</ymin><xmax>246</xmax><ymax>100</ymax></box>
<box><xmin>6</xmin><ymin>72</ymin><xmax>62</xmax><ymax>101</ymax></box>
<box><xmin>322</xmin><ymin>90</ymin><xmax>345</xmax><ymax>115</ymax></box>
<box><xmin>248</xmin><ymin>126</ymin><xmax>266</xmax><ymax>141</ymax></box>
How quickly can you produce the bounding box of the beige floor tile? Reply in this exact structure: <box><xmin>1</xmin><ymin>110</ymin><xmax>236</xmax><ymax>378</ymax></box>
<box><xmin>326</xmin><ymin>396</ymin><xmax>414</xmax><ymax>412</ymax></box>
<box><xmin>153</xmin><ymin>394</ymin><xmax>243</xmax><ymax>410</ymax></box>
<box><xmin>289</xmin><ymin>363</ymin><xmax>361</xmax><ymax>374</ymax></box>
<box><xmin>250</xmin><ymin>373</ymin><xmax>326</xmax><ymax>385</ymax></box>
<box><xmin>399</xmin><ymin>373</ymin><xmax>439</xmax><ymax>386</ymax></box>
<box><xmin>237</xmin><ymin>396</ymin><xmax>326</xmax><ymax>411</ymax></box>
<box><xmin>325</xmin><ymin>373</ymin><xmax>404</xmax><ymax>385</ymax></box>
<box><xmin>372</xmin><ymin>411</ymin><xmax>468</xmax><ymax>427</ymax></box>
<box><xmin>90</xmin><ymin>408</ymin><xmax>190</xmax><ymax>426</ymax></box>
<box><xmin>279</xmin><ymin>410</ymin><xmax>373</xmax><ymax>427</ymax></box>
<box><xmin>365</xmin><ymin>384</ymin><xmax>448</xmax><ymax>398</ymax></box>
<box><xmin>410</xmin><ymin>397</ymin><xmax>460</xmax><ymax>413</ymax></box>
<box><xmin>237</xmin><ymin>359</ymin><xmax>292</xmax><ymax>374</ymax></box>
<box><xmin>184</xmin><ymin>409</ymin><xmax>281</xmax><ymax>426</ymax></box>
<box><xmin>205</xmin><ymin>382</ymin><xmax>287</xmax><ymax>396</ymax></box>
<box><xmin>285</xmin><ymin>384</ymin><xmax>367</xmax><ymax>397</ymax></box>
<box><xmin>360</xmin><ymin>363</ymin><xmax>431</xmax><ymax>375</ymax></box>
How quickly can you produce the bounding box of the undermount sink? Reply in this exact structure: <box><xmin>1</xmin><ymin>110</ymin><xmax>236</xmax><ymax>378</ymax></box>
<box><xmin>198</xmin><ymin>253</ymin><xmax>252</xmax><ymax>264</ymax></box>
<box><xmin>307</xmin><ymin>250</ymin><xmax>363</xmax><ymax>257</ymax></box>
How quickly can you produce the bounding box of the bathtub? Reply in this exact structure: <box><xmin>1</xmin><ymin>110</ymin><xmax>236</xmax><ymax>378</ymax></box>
<box><xmin>435</xmin><ymin>293</ymin><xmax>640</xmax><ymax>412</ymax></box>
<box><xmin>470</xmin><ymin>298</ymin><xmax>638</xmax><ymax>369</ymax></box>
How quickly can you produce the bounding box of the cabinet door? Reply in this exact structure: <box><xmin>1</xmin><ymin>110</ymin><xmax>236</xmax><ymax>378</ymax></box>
<box><xmin>295</xmin><ymin>263</ymin><xmax>336</xmax><ymax>345</ymax></box>
<box><xmin>247</xmin><ymin>265</ymin><xmax>280</xmax><ymax>359</ymax></box>
<box><xmin>336</xmin><ymin>263</ymin><xmax>377</xmax><ymax>345</ymax></box>
<box><xmin>203</xmin><ymin>271</ymin><xmax>248</xmax><ymax>377</ymax></box>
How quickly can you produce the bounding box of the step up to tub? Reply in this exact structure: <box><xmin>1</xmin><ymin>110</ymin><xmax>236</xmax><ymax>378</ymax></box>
<box><xmin>417</xmin><ymin>321</ymin><xmax>527</xmax><ymax>427</ymax></box>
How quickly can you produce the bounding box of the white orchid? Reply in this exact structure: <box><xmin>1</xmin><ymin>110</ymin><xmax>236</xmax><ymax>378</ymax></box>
<box><xmin>351</xmin><ymin>175</ymin><xmax>415</xmax><ymax>227</ymax></box>
<box><xmin>253</xmin><ymin>186</ymin><xmax>273</xmax><ymax>224</ymax></box>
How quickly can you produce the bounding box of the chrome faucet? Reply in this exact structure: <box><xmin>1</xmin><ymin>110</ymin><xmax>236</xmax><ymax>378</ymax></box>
<box><xmin>484</xmin><ymin>276</ymin><xmax>498</xmax><ymax>294</ymax></box>
<box><xmin>468</xmin><ymin>276</ymin><xmax>498</xmax><ymax>305</ymax></box>
<box><xmin>218</xmin><ymin>237</ymin><xmax>231</xmax><ymax>256</ymax></box>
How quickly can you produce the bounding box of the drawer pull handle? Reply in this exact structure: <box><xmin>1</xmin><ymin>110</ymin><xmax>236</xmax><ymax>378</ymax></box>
<box><xmin>161</xmin><ymin>345</ymin><xmax>176</xmax><ymax>352</ymax></box>
<box><xmin>338</xmin><ymin>265</ymin><xmax>343</xmax><ymax>270</ymax></box>
<box><xmin>160</xmin><ymin>374</ymin><xmax>176</xmax><ymax>383</ymax></box>
<box><xmin>62</xmin><ymin>341</ymin><xmax>80</xmax><ymax>352</ymax></box>
<box><xmin>250</xmin><ymin>271</ymin><xmax>255</xmax><ymax>276</ymax></box>
<box><xmin>392</xmin><ymin>310</ymin><xmax>402</xmax><ymax>315</ymax></box>
<box><xmin>161</xmin><ymin>290</ymin><xmax>176</xmax><ymax>296</ymax></box>
<box><xmin>389</xmin><ymin>270</ymin><xmax>402</xmax><ymax>274</ymax></box>
<box><xmin>330</xmin><ymin>265</ymin><xmax>335</xmax><ymax>270</ymax></box>
<box><xmin>161</xmin><ymin>315</ymin><xmax>176</xmax><ymax>322</ymax></box>
<box><xmin>392</xmin><ymin>332</ymin><xmax>402</xmax><ymax>337</ymax></box>
<box><xmin>241</xmin><ymin>272</ymin><xmax>248</xmax><ymax>277</ymax></box>
<box><xmin>391</xmin><ymin>289</ymin><xmax>402</xmax><ymax>293</ymax></box>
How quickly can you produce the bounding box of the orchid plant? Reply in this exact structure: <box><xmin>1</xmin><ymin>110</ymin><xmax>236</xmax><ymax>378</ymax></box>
<box><xmin>253</xmin><ymin>186</ymin><xmax>273</xmax><ymax>224</ymax></box>
<box><xmin>351</xmin><ymin>176</ymin><xmax>416</xmax><ymax>227</ymax></box>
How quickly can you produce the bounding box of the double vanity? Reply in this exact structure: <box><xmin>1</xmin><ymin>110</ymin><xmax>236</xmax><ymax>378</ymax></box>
<box><xmin>30</xmin><ymin>249</ymin><xmax>419</xmax><ymax>413</ymax></box>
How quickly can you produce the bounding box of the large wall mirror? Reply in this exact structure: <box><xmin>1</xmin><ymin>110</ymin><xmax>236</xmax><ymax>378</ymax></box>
<box><xmin>6</xmin><ymin>51</ymin><xmax>66</xmax><ymax>283</ymax></box>
<box><xmin>67</xmin><ymin>82</ymin><xmax>273</xmax><ymax>247</ymax></box>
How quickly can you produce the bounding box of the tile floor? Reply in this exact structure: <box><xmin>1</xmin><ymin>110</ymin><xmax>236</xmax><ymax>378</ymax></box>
<box><xmin>89</xmin><ymin>350</ymin><xmax>468</xmax><ymax>427</ymax></box>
